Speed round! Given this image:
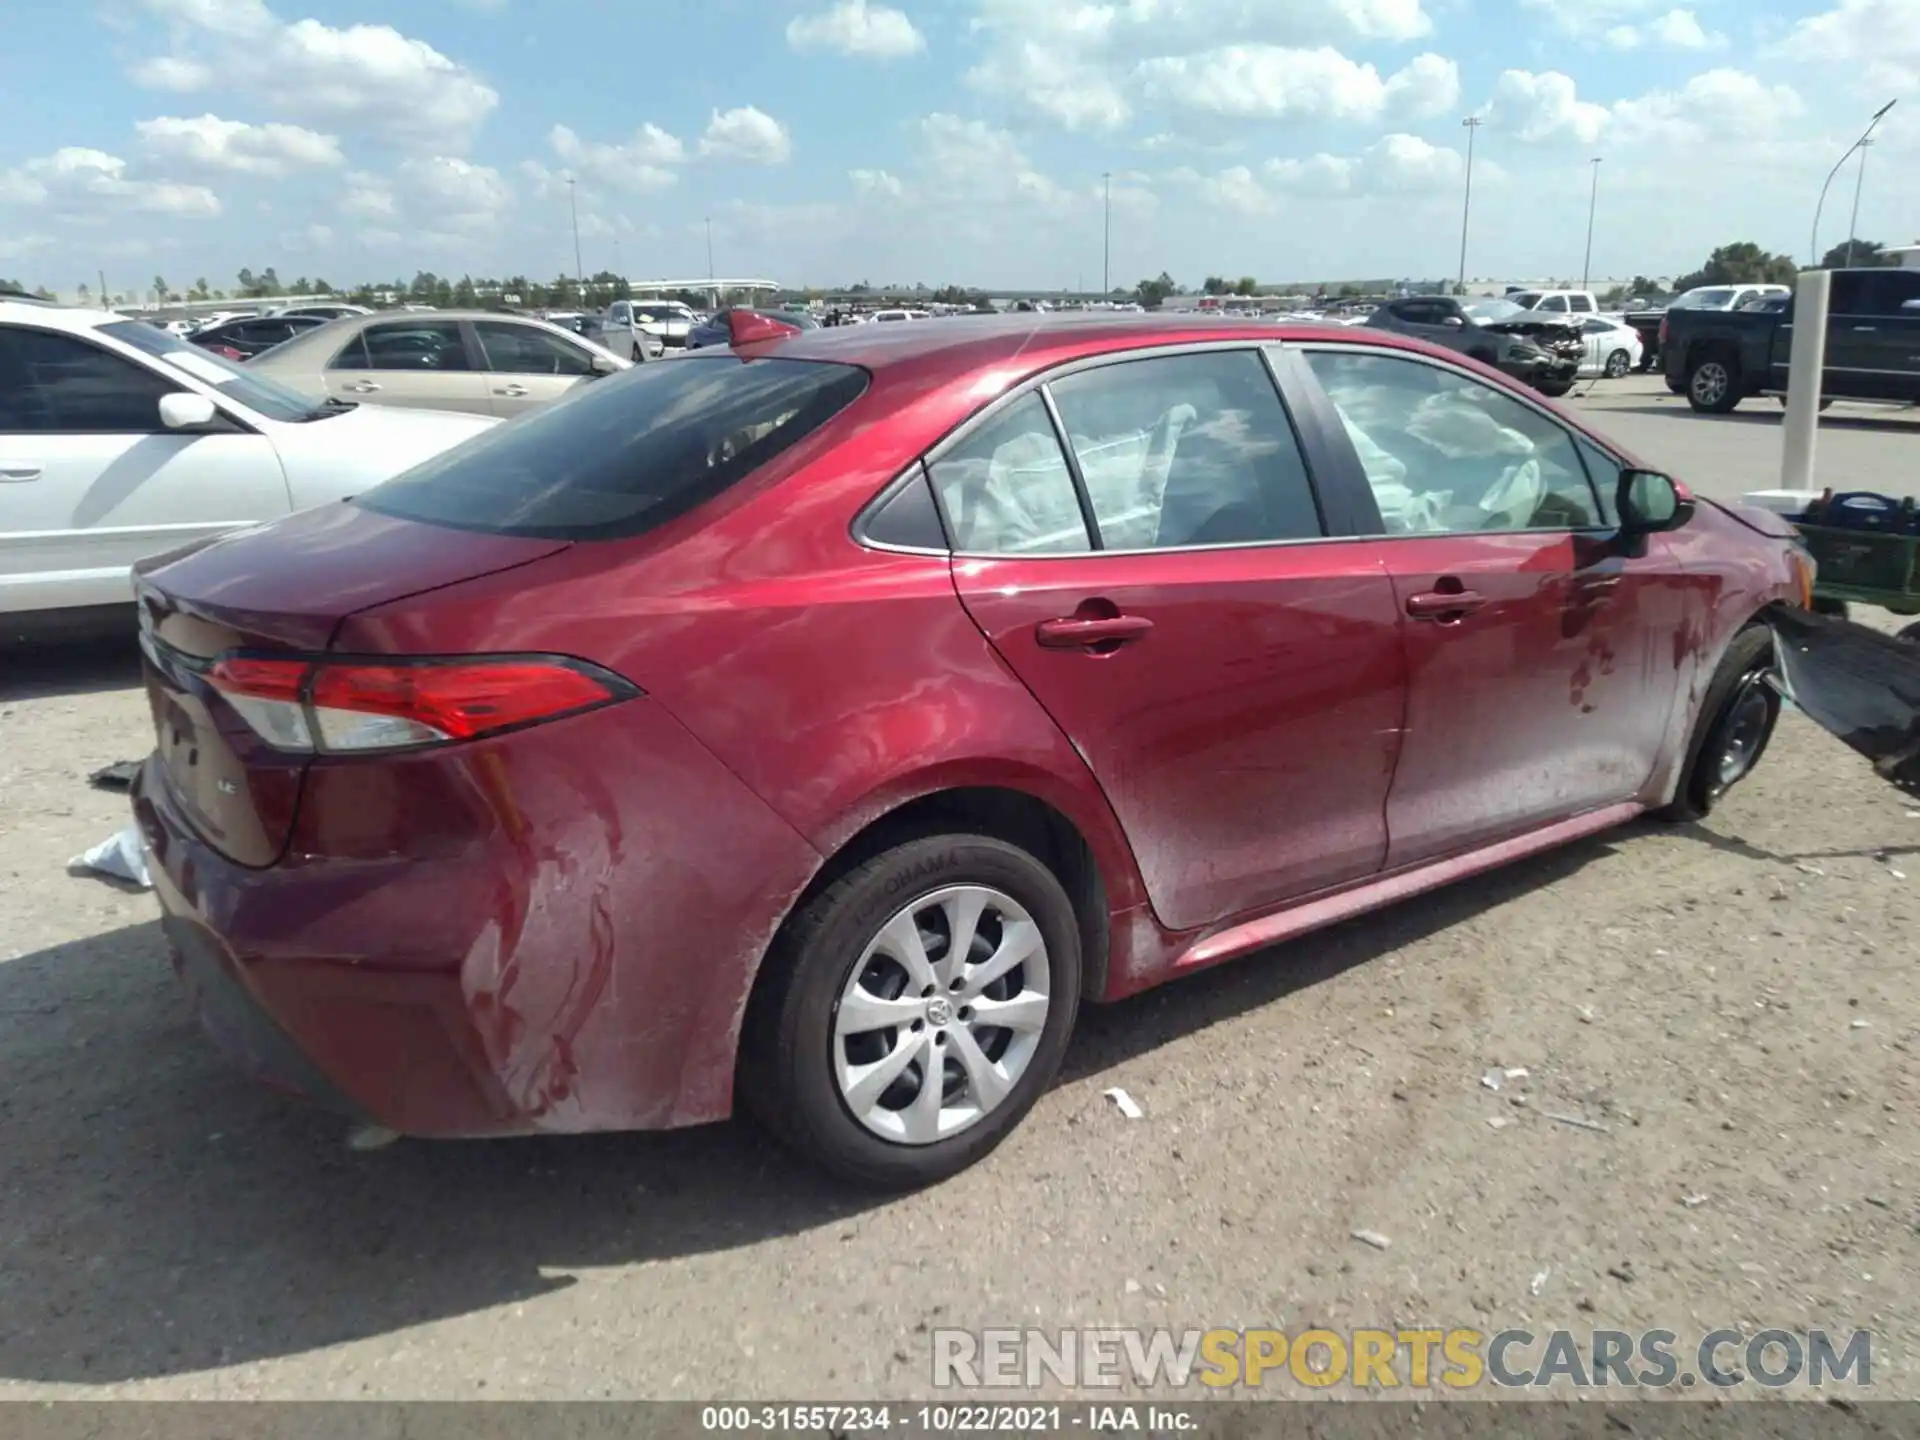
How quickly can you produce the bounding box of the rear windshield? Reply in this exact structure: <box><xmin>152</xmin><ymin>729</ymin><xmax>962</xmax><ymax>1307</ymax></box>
<box><xmin>357</xmin><ymin>354</ymin><xmax>868</xmax><ymax>540</ymax></box>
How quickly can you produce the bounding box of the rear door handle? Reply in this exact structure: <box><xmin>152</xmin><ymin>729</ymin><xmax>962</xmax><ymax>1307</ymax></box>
<box><xmin>494</xmin><ymin>383</ymin><xmax>530</xmax><ymax>396</ymax></box>
<box><xmin>1034</xmin><ymin>615</ymin><xmax>1154</xmax><ymax>649</ymax></box>
<box><xmin>1405</xmin><ymin>589</ymin><xmax>1488</xmax><ymax>620</ymax></box>
<box><xmin>1852</xmin><ymin>326</ymin><xmax>1879</xmax><ymax>333</ymax></box>
<box><xmin>345</xmin><ymin>380</ymin><xmax>381</xmax><ymax>393</ymax></box>
<box><xmin>0</xmin><ymin>465</ymin><xmax>43</xmax><ymax>482</ymax></box>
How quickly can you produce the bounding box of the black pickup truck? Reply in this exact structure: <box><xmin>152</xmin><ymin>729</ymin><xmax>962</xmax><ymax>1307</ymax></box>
<box><xmin>1663</xmin><ymin>267</ymin><xmax>1920</xmax><ymax>412</ymax></box>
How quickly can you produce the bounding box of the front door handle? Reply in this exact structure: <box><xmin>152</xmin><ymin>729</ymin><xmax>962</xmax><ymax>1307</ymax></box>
<box><xmin>1405</xmin><ymin>589</ymin><xmax>1488</xmax><ymax>620</ymax></box>
<box><xmin>1034</xmin><ymin>614</ymin><xmax>1154</xmax><ymax>649</ymax></box>
<box><xmin>494</xmin><ymin>383</ymin><xmax>530</xmax><ymax>396</ymax></box>
<box><xmin>345</xmin><ymin>380</ymin><xmax>381</xmax><ymax>393</ymax></box>
<box><xmin>1851</xmin><ymin>326</ymin><xmax>1879</xmax><ymax>333</ymax></box>
<box><xmin>0</xmin><ymin>465</ymin><xmax>43</xmax><ymax>482</ymax></box>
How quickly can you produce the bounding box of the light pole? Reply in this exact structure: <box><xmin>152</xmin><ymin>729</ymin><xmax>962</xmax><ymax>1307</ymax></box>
<box><xmin>1844</xmin><ymin>138</ymin><xmax>1876</xmax><ymax>269</ymax></box>
<box><xmin>566</xmin><ymin>177</ymin><xmax>583</xmax><ymax>289</ymax></box>
<box><xmin>1812</xmin><ymin>99</ymin><xmax>1896</xmax><ymax>265</ymax></box>
<box><xmin>1581</xmin><ymin>157</ymin><xmax>1602</xmax><ymax>291</ymax></box>
<box><xmin>1458</xmin><ymin>116</ymin><xmax>1482</xmax><ymax>294</ymax></box>
<box><xmin>1102</xmin><ymin>171</ymin><xmax>1112</xmax><ymax>297</ymax></box>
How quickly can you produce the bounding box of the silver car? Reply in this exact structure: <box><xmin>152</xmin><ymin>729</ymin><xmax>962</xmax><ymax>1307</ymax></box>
<box><xmin>247</xmin><ymin>309</ymin><xmax>629</xmax><ymax>418</ymax></box>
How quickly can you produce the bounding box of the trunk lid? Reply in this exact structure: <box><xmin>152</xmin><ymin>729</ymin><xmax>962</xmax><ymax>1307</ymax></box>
<box><xmin>134</xmin><ymin>502</ymin><xmax>569</xmax><ymax>866</ymax></box>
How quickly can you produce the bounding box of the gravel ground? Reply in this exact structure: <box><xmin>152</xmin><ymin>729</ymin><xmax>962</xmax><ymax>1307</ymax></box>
<box><xmin>2</xmin><ymin>378</ymin><xmax>1917</xmax><ymax>1402</ymax></box>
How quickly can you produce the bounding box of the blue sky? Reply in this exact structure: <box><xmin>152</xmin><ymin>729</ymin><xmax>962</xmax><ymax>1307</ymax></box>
<box><xmin>2</xmin><ymin>0</ymin><xmax>1915</xmax><ymax>297</ymax></box>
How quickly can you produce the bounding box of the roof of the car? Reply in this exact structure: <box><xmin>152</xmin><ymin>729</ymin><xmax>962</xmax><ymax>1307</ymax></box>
<box><xmin>759</xmin><ymin>311</ymin><xmax>1370</xmax><ymax>381</ymax></box>
<box><xmin>0</xmin><ymin>299</ymin><xmax>124</xmax><ymax>332</ymax></box>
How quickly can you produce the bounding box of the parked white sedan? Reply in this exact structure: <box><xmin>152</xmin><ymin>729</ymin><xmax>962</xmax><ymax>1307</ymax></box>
<box><xmin>0</xmin><ymin>297</ymin><xmax>495</xmax><ymax>628</ymax></box>
<box><xmin>1576</xmin><ymin>315</ymin><xmax>1645</xmax><ymax>378</ymax></box>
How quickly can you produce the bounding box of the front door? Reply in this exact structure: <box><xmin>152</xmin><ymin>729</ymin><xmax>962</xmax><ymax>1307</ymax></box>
<box><xmin>471</xmin><ymin>320</ymin><xmax>601</xmax><ymax>417</ymax></box>
<box><xmin>0</xmin><ymin>327</ymin><xmax>289</xmax><ymax>611</ymax></box>
<box><xmin>939</xmin><ymin>349</ymin><xmax>1407</xmax><ymax>932</ymax></box>
<box><xmin>1298</xmin><ymin>346</ymin><xmax>1687</xmax><ymax>866</ymax></box>
<box><xmin>323</xmin><ymin>318</ymin><xmax>492</xmax><ymax>414</ymax></box>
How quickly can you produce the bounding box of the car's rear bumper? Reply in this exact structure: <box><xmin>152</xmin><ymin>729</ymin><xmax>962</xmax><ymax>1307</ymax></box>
<box><xmin>130</xmin><ymin>697</ymin><xmax>826</xmax><ymax>1138</ymax></box>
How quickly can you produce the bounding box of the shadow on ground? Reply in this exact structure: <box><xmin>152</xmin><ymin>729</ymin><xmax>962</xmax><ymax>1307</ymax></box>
<box><xmin>0</xmin><ymin>634</ymin><xmax>143</xmax><ymax>702</ymax></box>
<box><xmin>0</xmin><ymin>832</ymin><xmax>1616</xmax><ymax>1385</ymax></box>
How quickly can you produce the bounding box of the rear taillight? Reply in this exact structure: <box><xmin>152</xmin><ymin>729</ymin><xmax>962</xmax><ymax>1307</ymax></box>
<box><xmin>208</xmin><ymin>654</ymin><xmax>637</xmax><ymax>754</ymax></box>
<box><xmin>1658</xmin><ymin>316</ymin><xmax>1669</xmax><ymax>347</ymax></box>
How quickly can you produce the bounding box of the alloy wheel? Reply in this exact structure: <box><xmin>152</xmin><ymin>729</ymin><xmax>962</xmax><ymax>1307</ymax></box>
<box><xmin>1715</xmin><ymin>678</ymin><xmax>1773</xmax><ymax>789</ymax></box>
<box><xmin>1691</xmin><ymin>362</ymin><xmax>1729</xmax><ymax>407</ymax></box>
<box><xmin>1605</xmin><ymin>350</ymin><xmax>1631</xmax><ymax>379</ymax></box>
<box><xmin>832</xmin><ymin>885</ymin><xmax>1051</xmax><ymax>1145</ymax></box>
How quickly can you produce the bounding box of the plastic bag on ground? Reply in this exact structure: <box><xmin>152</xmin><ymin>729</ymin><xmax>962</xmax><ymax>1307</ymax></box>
<box><xmin>68</xmin><ymin>825</ymin><xmax>153</xmax><ymax>890</ymax></box>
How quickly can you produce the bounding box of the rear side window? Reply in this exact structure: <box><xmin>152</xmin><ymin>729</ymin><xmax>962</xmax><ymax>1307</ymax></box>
<box><xmin>359</xmin><ymin>355</ymin><xmax>869</xmax><ymax>540</ymax></box>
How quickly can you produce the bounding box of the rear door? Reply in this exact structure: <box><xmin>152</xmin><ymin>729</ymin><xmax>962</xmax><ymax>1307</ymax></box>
<box><xmin>470</xmin><ymin>319</ymin><xmax>601</xmax><ymax>416</ymax></box>
<box><xmin>941</xmin><ymin>346</ymin><xmax>1407</xmax><ymax>932</ymax></box>
<box><xmin>323</xmin><ymin>319</ymin><xmax>491</xmax><ymax>414</ymax></box>
<box><xmin>1297</xmin><ymin>344</ymin><xmax>1689</xmax><ymax>866</ymax></box>
<box><xmin>1848</xmin><ymin>269</ymin><xmax>1920</xmax><ymax>399</ymax></box>
<box><xmin>0</xmin><ymin>326</ymin><xmax>289</xmax><ymax>611</ymax></box>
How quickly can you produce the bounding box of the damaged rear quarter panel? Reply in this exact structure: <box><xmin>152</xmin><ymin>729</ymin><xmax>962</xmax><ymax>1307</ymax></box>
<box><xmin>276</xmin><ymin>698</ymin><xmax>823</xmax><ymax>1133</ymax></box>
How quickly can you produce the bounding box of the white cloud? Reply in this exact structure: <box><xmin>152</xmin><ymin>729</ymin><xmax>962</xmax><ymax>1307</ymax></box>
<box><xmin>965</xmin><ymin>0</ymin><xmax>1435</xmax><ymax>130</ymax></box>
<box><xmin>1137</xmin><ymin>47</ymin><xmax>1459</xmax><ymax>123</ymax></box>
<box><xmin>1605</xmin><ymin>8</ymin><xmax>1725</xmax><ymax>49</ymax></box>
<box><xmin>787</xmin><ymin>0</ymin><xmax>925</xmax><ymax>59</ymax></box>
<box><xmin>1778</xmin><ymin>0</ymin><xmax>1920</xmax><ymax>93</ymax></box>
<box><xmin>1490</xmin><ymin>66</ymin><xmax>1803</xmax><ymax>150</ymax></box>
<box><xmin>1611</xmin><ymin>69</ymin><xmax>1804</xmax><ymax>146</ymax></box>
<box><xmin>396</xmin><ymin>156</ymin><xmax>511</xmax><ymax>226</ymax></box>
<box><xmin>699</xmin><ymin>106</ymin><xmax>793</xmax><ymax>164</ymax></box>
<box><xmin>131</xmin><ymin>0</ymin><xmax>498</xmax><ymax>152</ymax></box>
<box><xmin>0</xmin><ymin>146</ymin><xmax>221</xmax><ymax>217</ymax></box>
<box><xmin>134</xmin><ymin>114</ymin><xmax>342</xmax><ymax>174</ymax></box>
<box><xmin>1489</xmin><ymin>69</ymin><xmax>1610</xmax><ymax>144</ymax></box>
<box><xmin>851</xmin><ymin>167</ymin><xmax>905</xmax><ymax>196</ymax></box>
<box><xmin>547</xmin><ymin>121</ymin><xmax>684</xmax><ymax>191</ymax></box>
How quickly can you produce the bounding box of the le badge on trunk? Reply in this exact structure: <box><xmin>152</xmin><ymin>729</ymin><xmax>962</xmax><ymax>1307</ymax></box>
<box><xmin>1768</xmin><ymin>607</ymin><xmax>1920</xmax><ymax>794</ymax></box>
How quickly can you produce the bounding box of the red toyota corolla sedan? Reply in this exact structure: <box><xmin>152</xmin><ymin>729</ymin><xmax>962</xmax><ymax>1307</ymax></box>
<box><xmin>129</xmin><ymin>314</ymin><xmax>1812</xmax><ymax>1187</ymax></box>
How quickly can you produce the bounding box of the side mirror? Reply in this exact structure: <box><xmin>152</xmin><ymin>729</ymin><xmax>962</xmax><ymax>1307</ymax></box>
<box><xmin>158</xmin><ymin>392</ymin><xmax>218</xmax><ymax>430</ymax></box>
<box><xmin>1618</xmin><ymin>468</ymin><xmax>1695</xmax><ymax>536</ymax></box>
<box><xmin>589</xmin><ymin>352</ymin><xmax>621</xmax><ymax>376</ymax></box>
<box><xmin>1442</xmin><ymin>315</ymin><xmax>1465</xmax><ymax>327</ymax></box>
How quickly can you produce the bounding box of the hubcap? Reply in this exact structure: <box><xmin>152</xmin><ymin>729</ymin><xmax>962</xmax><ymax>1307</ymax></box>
<box><xmin>1692</xmin><ymin>363</ymin><xmax>1728</xmax><ymax>405</ymax></box>
<box><xmin>1716</xmin><ymin>680</ymin><xmax>1772</xmax><ymax>788</ymax></box>
<box><xmin>832</xmin><ymin>884</ymin><xmax>1051</xmax><ymax>1146</ymax></box>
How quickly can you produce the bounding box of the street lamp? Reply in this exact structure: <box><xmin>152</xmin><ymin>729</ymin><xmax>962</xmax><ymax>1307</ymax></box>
<box><xmin>566</xmin><ymin>177</ymin><xmax>583</xmax><ymax>289</ymax></box>
<box><xmin>1102</xmin><ymin>171</ymin><xmax>1112</xmax><ymax>297</ymax></box>
<box><xmin>1811</xmin><ymin>99</ymin><xmax>1896</xmax><ymax>266</ymax></box>
<box><xmin>1458</xmin><ymin>116</ymin><xmax>1482</xmax><ymax>294</ymax></box>
<box><xmin>1581</xmin><ymin>157</ymin><xmax>1602</xmax><ymax>291</ymax></box>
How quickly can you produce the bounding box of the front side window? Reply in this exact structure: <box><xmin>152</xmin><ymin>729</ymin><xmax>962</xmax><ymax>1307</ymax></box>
<box><xmin>928</xmin><ymin>392</ymin><xmax>1090</xmax><ymax>554</ymax></box>
<box><xmin>1047</xmin><ymin>350</ymin><xmax>1323</xmax><ymax>549</ymax></box>
<box><xmin>1304</xmin><ymin>350</ymin><xmax>1603</xmax><ymax>535</ymax></box>
<box><xmin>473</xmin><ymin>321</ymin><xmax>596</xmax><ymax>377</ymax></box>
<box><xmin>1569</xmin><ymin>295</ymin><xmax>1595</xmax><ymax>312</ymax></box>
<box><xmin>103</xmin><ymin>319</ymin><xmax>323</xmax><ymax>423</ymax></box>
<box><xmin>0</xmin><ymin>328</ymin><xmax>177</xmax><ymax>433</ymax></box>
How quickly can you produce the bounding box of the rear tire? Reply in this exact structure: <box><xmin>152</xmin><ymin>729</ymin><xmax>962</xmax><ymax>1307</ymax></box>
<box><xmin>1686</xmin><ymin>351</ymin><xmax>1742</xmax><ymax>413</ymax></box>
<box><xmin>737</xmin><ymin>834</ymin><xmax>1082</xmax><ymax>1189</ymax></box>
<box><xmin>1535</xmin><ymin>377</ymin><xmax>1575</xmax><ymax>399</ymax></box>
<box><xmin>1659</xmin><ymin>625</ymin><xmax>1778</xmax><ymax>822</ymax></box>
<box><xmin>1604</xmin><ymin>349</ymin><xmax>1632</xmax><ymax>379</ymax></box>
<box><xmin>1898</xmin><ymin>621</ymin><xmax>1920</xmax><ymax>645</ymax></box>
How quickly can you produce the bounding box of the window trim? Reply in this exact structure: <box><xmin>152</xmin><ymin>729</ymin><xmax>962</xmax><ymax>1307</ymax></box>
<box><xmin>1295</xmin><ymin>340</ymin><xmax>1619</xmax><ymax>540</ymax></box>
<box><xmin>855</xmin><ymin>338</ymin><xmax>1349</xmax><ymax>561</ymax></box>
<box><xmin>0</xmin><ymin>323</ymin><xmax>196</xmax><ymax>436</ymax></box>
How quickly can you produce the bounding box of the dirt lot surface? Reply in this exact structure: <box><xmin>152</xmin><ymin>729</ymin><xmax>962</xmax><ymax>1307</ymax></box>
<box><xmin>2</xmin><ymin>377</ymin><xmax>1917</xmax><ymax>1403</ymax></box>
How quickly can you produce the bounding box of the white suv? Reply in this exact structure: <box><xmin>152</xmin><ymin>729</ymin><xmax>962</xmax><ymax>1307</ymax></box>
<box><xmin>0</xmin><ymin>297</ymin><xmax>496</xmax><ymax>628</ymax></box>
